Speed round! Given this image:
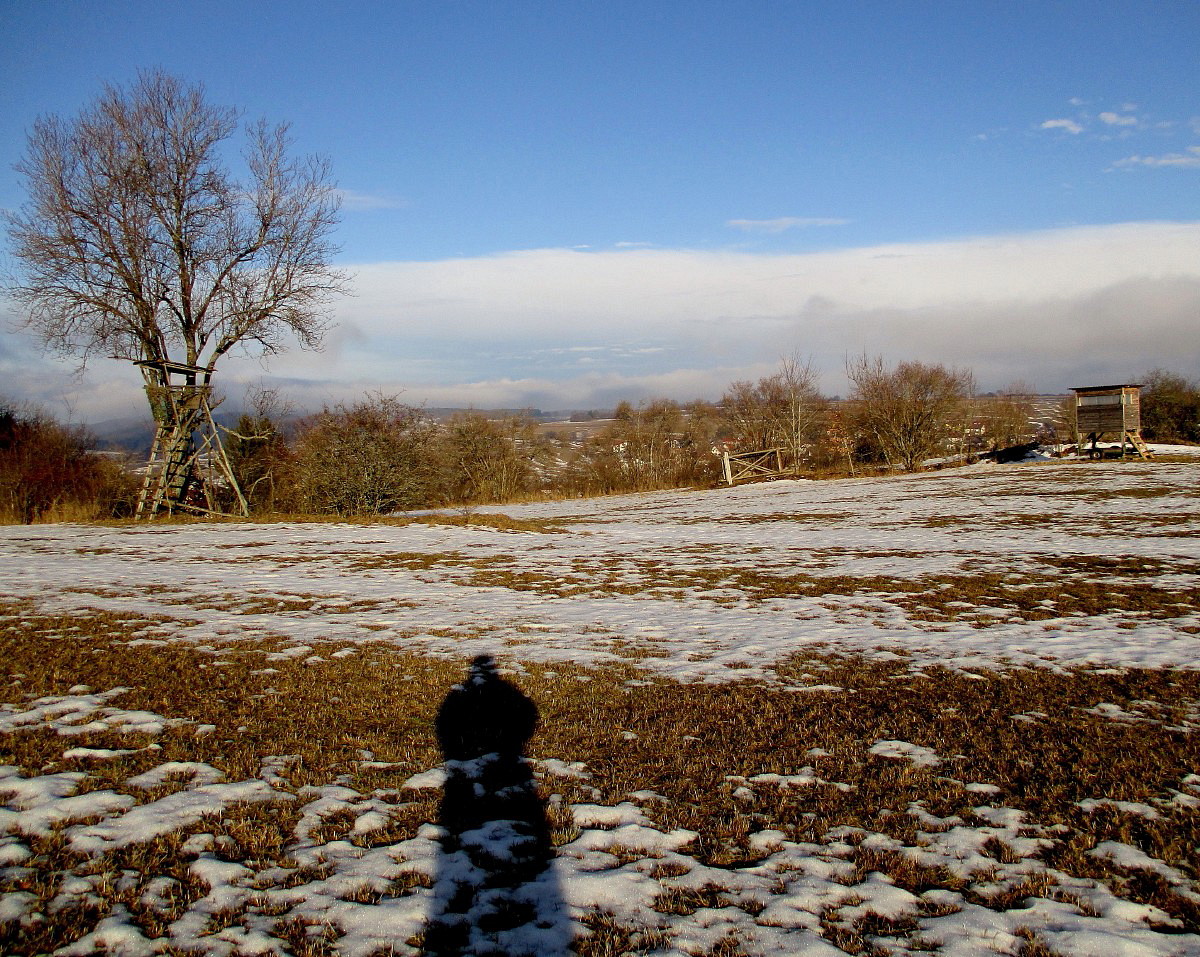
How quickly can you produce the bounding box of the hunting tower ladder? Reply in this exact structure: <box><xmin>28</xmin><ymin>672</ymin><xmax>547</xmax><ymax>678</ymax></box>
<box><xmin>134</xmin><ymin>360</ymin><xmax>249</xmax><ymax>519</ymax></box>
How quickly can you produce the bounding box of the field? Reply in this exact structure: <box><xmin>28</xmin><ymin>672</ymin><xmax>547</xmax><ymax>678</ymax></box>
<box><xmin>2</xmin><ymin>457</ymin><xmax>1199</xmax><ymax>956</ymax></box>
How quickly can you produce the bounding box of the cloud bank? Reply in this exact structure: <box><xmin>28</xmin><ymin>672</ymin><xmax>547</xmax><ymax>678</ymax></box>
<box><xmin>3</xmin><ymin>222</ymin><xmax>1199</xmax><ymax>421</ymax></box>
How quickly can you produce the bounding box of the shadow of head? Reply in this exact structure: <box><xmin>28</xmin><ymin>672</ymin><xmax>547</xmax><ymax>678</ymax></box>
<box><xmin>436</xmin><ymin>654</ymin><xmax>539</xmax><ymax>762</ymax></box>
<box><xmin>433</xmin><ymin>655</ymin><xmax>548</xmax><ymax>853</ymax></box>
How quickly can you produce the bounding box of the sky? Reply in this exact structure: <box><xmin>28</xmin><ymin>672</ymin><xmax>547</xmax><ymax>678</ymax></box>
<box><xmin>1</xmin><ymin>0</ymin><xmax>1199</xmax><ymax>421</ymax></box>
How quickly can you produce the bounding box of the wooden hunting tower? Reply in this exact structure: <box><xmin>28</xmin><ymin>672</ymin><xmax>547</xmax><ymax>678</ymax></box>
<box><xmin>1071</xmin><ymin>383</ymin><xmax>1151</xmax><ymax>460</ymax></box>
<box><xmin>135</xmin><ymin>360</ymin><xmax>248</xmax><ymax>519</ymax></box>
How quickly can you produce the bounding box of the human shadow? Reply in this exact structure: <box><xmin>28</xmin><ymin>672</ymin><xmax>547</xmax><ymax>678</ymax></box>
<box><xmin>423</xmin><ymin>655</ymin><xmax>570</xmax><ymax>956</ymax></box>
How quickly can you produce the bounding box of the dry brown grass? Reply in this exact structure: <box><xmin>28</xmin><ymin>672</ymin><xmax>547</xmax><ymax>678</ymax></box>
<box><xmin>575</xmin><ymin>909</ymin><xmax>673</xmax><ymax>956</ymax></box>
<box><xmin>2</xmin><ymin>601</ymin><xmax>1200</xmax><ymax>953</ymax></box>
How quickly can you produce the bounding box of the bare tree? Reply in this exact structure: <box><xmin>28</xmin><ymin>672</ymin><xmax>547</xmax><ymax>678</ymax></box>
<box><xmin>776</xmin><ymin>354</ymin><xmax>826</xmax><ymax>469</ymax></box>
<box><xmin>6</xmin><ymin>70</ymin><xmax>346</xmax><ymax>381</ymax></box>
<box><xmin>720</xmin><ymin>354</ymin><xmax>825</xmax><ymax>472</ymax></box>
<box><xmin>846</xmin><ymin>355</ymin><xmax>975</xmax><ymax>472</ymax></box>
<box><xmin>5</xmin><ymin>72</ymin><xmax>345</xmax><ymax>510</ymax></box>
<box><xmin>1141</xmin><ymin>369</ymin><xmax>1200</xmax><ymax>443</ymax></box>
<box><xmin>721</xmin><ymin>378</ymin><xmax>779</xmax><ymax>452</ymax></box>
<box><xmin>5</xmin><ymin>70</ymin><xmax>346</xmax><ymax>514</ymax></box>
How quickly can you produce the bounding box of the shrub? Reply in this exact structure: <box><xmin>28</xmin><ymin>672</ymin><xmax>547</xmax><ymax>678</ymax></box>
<box><xmin>290</xmin><ymin>394</ymin><xmax>442</xmax><ymax>516</ymax></box>
<box><xmin>0</xmin><ymin>404</ymin><xmax>136</xmax><ymax>523</ymax></box>
<box><xmin>558</xmin><ymin>399</ymin><xmax>723</xmax><ymax>495</ymax></box>
<box><xmin>1140</xmin><ymin>370</ymin><xmax>1200</xmax><ymax>444</ymax></box>
<box><xmin>440</xmin><ymin>412</ymin><xmax>543</xmax><ymax>505</ymax></box>
<box><xmin>721</xmin><ymin>354</ymin><xmax>827</xmax><ymax>472</ymax></box>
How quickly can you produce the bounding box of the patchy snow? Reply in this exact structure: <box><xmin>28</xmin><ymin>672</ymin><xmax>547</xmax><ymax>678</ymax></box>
<box><xmin>1079</xmin><ymin>798</ymin><xmax>1163</xmax><ymax>820</ymax></box>
<box><xmin>2</xmin><ymin>691</ymin><xmax>1198</xmax><ymax>954</ymax></box>
<box><xmin>869</xmin><ymin>739</ymin><xmax>943</xmax><ymax>767</ymax></box>
<box><xmin>124</xmin><ymin>761</ymin><xmax>226</xmax><ymax>789</ymax></box>
<box><xmin>2</xmin><ymin>459</ymin><xmax>1200</xmax><ymax>954</ymax></box>
<box><xmin>1</xmin><ymin>460</ymin><xmax>1198</xmax><ymax>684</ymax></box>
<box><xmin>402</xmin><ymin>767</ymin><xmax>448</xmax><ymax>791</ymax></box>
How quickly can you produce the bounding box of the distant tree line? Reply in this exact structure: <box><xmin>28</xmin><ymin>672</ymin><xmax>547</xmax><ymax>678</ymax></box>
<box><xmin>3</xmin><ymin>363</ymin><xmax>1197</xmax><ymax>522</ymax></box>
<box><xmin>219</xmin><ymin>361</ymin><xmax>1198</xmax><ymax>515</ymax></box>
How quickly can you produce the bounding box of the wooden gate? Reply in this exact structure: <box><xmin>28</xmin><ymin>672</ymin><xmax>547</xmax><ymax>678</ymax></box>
<box><xmin>721</xmin><ymin>448</ymin><xmax>788</xmax><ymax>485</ymax></box>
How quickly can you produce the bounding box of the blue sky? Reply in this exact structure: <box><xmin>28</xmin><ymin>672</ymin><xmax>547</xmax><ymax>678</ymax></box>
<box><xmin>2</xmin><ymin>1</ymin><xmax>1199</xmax><ymax>419</ymax></box>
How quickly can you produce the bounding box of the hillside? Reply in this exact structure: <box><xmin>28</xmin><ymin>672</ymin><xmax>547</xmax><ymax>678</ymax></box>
<box><xmin>2</xmin><ymin>458</ymin><xmax>1199</xmax><ymax>955</ymax></box>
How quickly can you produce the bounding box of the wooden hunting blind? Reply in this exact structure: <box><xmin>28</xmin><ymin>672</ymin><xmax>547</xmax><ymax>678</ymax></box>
<box><xmin>134</xmin><ymin>360</ymin><xmax>248</xmax><ymax>519</ymax></box>
<box><xmin>1071</xmin><ymin>383</ymin><xmax>1151</xmax><ymax>460</ymax></box>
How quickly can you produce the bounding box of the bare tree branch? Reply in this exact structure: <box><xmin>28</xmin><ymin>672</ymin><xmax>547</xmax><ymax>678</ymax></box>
<box><xmin>846</xmin><ymin>354</ymin><xmax>975</xmax><ymax>472</ymax></box>
<box><xmin>4</xmin><ymin>70</ymin><xmax>348</xmax><ymax>383</ymax></box>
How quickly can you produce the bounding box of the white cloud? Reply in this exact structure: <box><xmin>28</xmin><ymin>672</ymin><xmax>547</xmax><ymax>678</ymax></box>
<box><xmin>726</xmin><ymin>217</ymin><xmax>851</xmax><ymax>233</ymax></box>
<box><xmin>335</xmin><ymin>188</ymin><xmax>409</xmax><ymax>211</ymax></box>
<box><xmin>5</xmin><ymin>222</ymin><xmax>1200</xmax><ymax>420</ymax></box>
<box><xmin>1113</xmin><ymin>147</ymin><xmax>1200</xmax><ymax>169</ymax></box>
<box><xmin>1041</xmin><ymin>118</ymin><xmax>1084</xmax><ymax>134</ymax></box>
<box><xmin>1099</xmin><ymin>111</ymin><xmax>1138</xmax><ymax>127</ymax></box>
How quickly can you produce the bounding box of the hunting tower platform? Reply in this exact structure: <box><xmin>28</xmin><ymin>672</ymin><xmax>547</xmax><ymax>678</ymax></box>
<box><xmin>1071</xmin><ymin>383</ymin><xmax>1151</xmax><ymax>460</ymax></box>
<box><xmin>135</xmin><ymin>360</ymin><xmax>248</xmax><ymax>519</ymax></box>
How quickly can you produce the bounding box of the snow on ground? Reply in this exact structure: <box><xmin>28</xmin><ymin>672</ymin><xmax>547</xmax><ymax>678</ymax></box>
<box><xmin>2</xmin><ymin>457</ymin><xmax>1199</xmax><ymax>954</ymax></box>
<box><xmin>3</xmin><ymin>690</ymin><xmax>1200</xmax><ymax>956</ymax></box>
<box><xmin>0</xmin><ymin>459</ymin><xmax>1197</xmax><ymax>681</ymax></box>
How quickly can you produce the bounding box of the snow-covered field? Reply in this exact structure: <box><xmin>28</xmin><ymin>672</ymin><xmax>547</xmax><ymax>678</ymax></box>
<box><xmin>2</xmin><ymin>458</ymin><xmax>1199</xmax><ymax>680</ymax></box>
<box><xmin>2</xmin><ymin>458</ymin><xmax>1199</xmax><ymax>955</ymax></box>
